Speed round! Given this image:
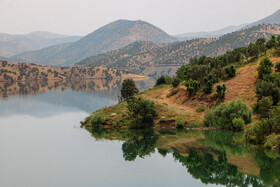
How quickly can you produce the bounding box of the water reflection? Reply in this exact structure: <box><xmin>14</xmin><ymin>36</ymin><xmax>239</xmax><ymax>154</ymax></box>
<box><xmin>0</xmin><ymin>78</ymin><xmax>154</xmax><ymax>98</ymax></box>
<box><xmin>86</xmin><ymin>128</ymin><xmax>280</xmax><ymax>186</ymax></box>
<box><xmin>0</xmin><ymin>78</ymin><xmax>155</xmax><ymax>117</ymax></box>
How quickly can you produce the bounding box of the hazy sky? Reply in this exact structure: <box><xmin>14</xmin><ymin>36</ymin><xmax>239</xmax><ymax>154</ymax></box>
<box><xmin>0</xmin><ymin>0</ymin><xmax>280</xmax><ymax>36</ymax></box>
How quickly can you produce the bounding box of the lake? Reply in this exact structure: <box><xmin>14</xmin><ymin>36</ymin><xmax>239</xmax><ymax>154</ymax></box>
<box><xmin>0</xmin><ymin>79</ymin><xmax>279</xmax><ymax>187</ymax></box>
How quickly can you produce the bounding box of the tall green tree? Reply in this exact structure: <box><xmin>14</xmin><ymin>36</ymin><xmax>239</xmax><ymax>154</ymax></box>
<box><xmin>121</xmin><ymin>79</ymin><xmax>139</xmax><ymax>101</ymax></box>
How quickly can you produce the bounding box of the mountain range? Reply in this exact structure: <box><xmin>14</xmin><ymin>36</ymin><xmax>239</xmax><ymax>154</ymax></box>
<box><xmin>174</xmin><ymin>24</ymin><xmax>247</xmax><ymax>41</ymax></box>
<box><xmin>1</xmin><ymin>9</ymin><xmax>280</xmax><ymax>77</ymax></box>
<box><xmin>76</xmin><ymin>24</ymin><xmax>280</xmax><ymax>77</ymax></box>
<box><xmin>175</xmin><ymin>9</ymin><xmax>280</xmax><ymax>41</ymax></box>
<box><xmin>0</xmin><ymin>31</ymin><xmax>81</xmax><ymax>57</ymax></box>
<box><xmin>13</xmin><ymin>20</ymin><xmax>177</xmax><ymax>65</ymax></box>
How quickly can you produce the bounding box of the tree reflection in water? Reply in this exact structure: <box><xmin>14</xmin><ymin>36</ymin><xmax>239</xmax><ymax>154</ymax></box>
<box><xmin>87</xmin><ymin>128</ymin><xmax>280</xmax><ymax>186</ymax></box>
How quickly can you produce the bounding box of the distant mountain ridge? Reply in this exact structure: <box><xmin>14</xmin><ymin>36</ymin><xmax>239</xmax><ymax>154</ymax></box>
<box><xmin>246</xmin><ymin>9</ymin><xmax>280</xmax><ymax>28</ymax></box>
<box><xmin>76</xmin><ymin>24</ymin><xmax>280</xmax><ymax>77</ymax></box>
<box><xmin>0</xmin><ymin>31</ymin><xmax>81</xmax><ymax>57</ymax></box>
<box><xmin>13</xmin><ymin>20</ymin><xmax>178</xmax><ymax>65</ymax></box>
<box><xmin>175</xmin><ymin>24</ymin><xmax>247</xmax><ymax>41</ymax></box>
<box><xmin>174</xmin><ymin>9</ymin><xmax>280</xmax><ymax>41</ymax></box>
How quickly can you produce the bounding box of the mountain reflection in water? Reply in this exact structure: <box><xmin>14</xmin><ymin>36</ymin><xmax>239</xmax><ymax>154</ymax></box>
<box><xmin>0</xmin><ymin>78</ymin><xmax>155</xmax><ymax>117</ymax></box>
<box><xmin>86</xmin><ymin>128</ymin><xmax>280</xmax><ymax>187</ymax></box>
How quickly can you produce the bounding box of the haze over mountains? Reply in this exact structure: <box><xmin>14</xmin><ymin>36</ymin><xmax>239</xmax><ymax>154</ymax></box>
<box><xmin>13</xmin><ymin>20</ymin><xmax>177</xmax><ymax>65</ymax></box>
<box><xmin>174</xmin><ymin>24</ymin><xmax>247</xmax><ymax>41</ymax></box>
<box><xmin>77</xmin><ymin>24</ymin><xmax>280</xmax><ymax>77</ymax></box>
<box><xmin>175</xmin><ymin>9</ymin><xmax>280</xmax><ymax>41</ymax></box>
<box><xmin>0</xmin><ymin>9</ymin><xmax>279</xmax><ymax>77</ymax></box>
<box><xmin>0</xmin><ymin>31</ymin><xmax>81</xmax><ymax>57</ymax></box>
<box><xmin>246</xmin><ymin>9</ymin><xmax>280</xmax><ymax>28</ymax></box>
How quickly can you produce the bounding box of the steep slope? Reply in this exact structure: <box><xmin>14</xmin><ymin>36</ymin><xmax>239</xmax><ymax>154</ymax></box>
<box><xmin>175</xmin><ymin>24</ymin><xmax>247</xmax><ymax>41</ymax></box>
<box><xmin>0</xmin><ymin>31</ymin><xmax>81</xmax><ymax>57</ymax></box>
<box><xmin>77</xmin><ymin>24</ymin><xmax>280</xmax><ymax>76</ymax></box>
<box><xmin>13</xmin><ymin>20</ymin><xmax>177</xmax><ymax>65</ymax></box>
<box><xmin>78</xmin><ymin>41</ymin><xmax>166</xmax><ymax>68</ymax></box>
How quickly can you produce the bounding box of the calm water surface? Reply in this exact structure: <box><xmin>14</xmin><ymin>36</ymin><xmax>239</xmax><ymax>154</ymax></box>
<box><xmin>0</xmin><ymin>79</ymin><xmax>280</xmax><ymax>187</ymax></box>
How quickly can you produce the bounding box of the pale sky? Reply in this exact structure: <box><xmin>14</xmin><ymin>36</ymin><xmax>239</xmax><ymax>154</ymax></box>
<box><xmin>0</xmin><ymin>0</ymin><xmax>280</xmax><ymax>36</ymax></box>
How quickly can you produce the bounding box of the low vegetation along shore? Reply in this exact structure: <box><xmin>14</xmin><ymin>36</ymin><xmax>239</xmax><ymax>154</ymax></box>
<box><xmin>81</xmin><ymin>35</ymin><xmax>280</xmax><ymax>150</ymax></box>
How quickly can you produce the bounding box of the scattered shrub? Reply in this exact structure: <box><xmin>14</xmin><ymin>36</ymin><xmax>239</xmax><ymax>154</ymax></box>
<box><xmin>232</xmin><ymin>117</ymin><xmax>245</xmax><ymax>131</ymax></box>
<box><xmin>155</xmin><ymin>76</ymin><xmax>166</xmax><ymax>86</ymax></box>
<box><xmin>246</xmin><ymin>105</ymin><xmax>280</xmax><ymax>144</ymax></box>
<box><xmin>203</xmin><ymin>74</ymin><xmax>215</xmax><ymax>94</ymax></box>
<box><xmin>90</xmin><ymin>113</ymin><xmax>107</xmax><ymax>127</ymax></box>
<box><xmin>256</xmin><ymin>80</ymin><xmax>280</xmax><ymax>105</ymax></box>
<box><xmin>266</xmin><ymin>35</ymin><xmax>277</xmax><ymax>49</ymax></box>
<box><xmin>196</xmin><ymin>107</ymin><xmax>205</xmax><ymax>112</ymax></box>
<box><xmin>264</xmin><ymin>133</ymin><xmax>278</xmax><ymax>149</ymax></box>
<box><xmin>257</xmin><ymin>58</ymin><xmax>273</xmax><ymax>79</ymax></box>
<box><xmin>203</xmin><ymin>99</ymin><xmax>252</xmax><ymax>130</ymax></box>
<box><xmin>127</xmin><ymin>97</ymin><xmax>158</xmax><ymax>128</ymax></box>
<box><xmin>254</xmin><ymin>96</ymin><xmax>273</xmax><ymax>118</ymax></box>
<box><xmin>225</xmin><ymin>65</ymin><xmax>236</xmax><ymax>78</ymax></box>
<box><xmin>246</xmin><ymin>119</ymin><xmax>271</xmax><ymax>144</ymax></box>
<box><xmin>171</xmin><ymin>77</ymin><xmax>180</xmax><ymax>87</ymax></box>
<box><xmin>185</xmin><ymin>79</ymin><xmax>201</xmax><ymax>95</ymax></box>
<box><xmin>216</xmin><ymin>84</ymin><xmax>226</xmax><ymax>98</ymax></box>
<box><xmin>176</xmin><ymin>119</ymin><xmax>185</xmax><ymax>128</ymax></box>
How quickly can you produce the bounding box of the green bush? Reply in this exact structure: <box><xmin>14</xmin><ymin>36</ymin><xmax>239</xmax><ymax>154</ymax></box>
<box><xmin>196</xmin><ymin>107</ymin><xmax>205</xmax><ymax>112</ymax></box>
<box><xmin>171</xmin><ymin>77</ymin><xmax>180</xmax><ymax>87</ymax></box>
<box><xmin>121</xmin><ymin>79</ymin><xmax>139</xmax><ymax>101</ymax></box>
<box><xmin>275</xmin><ymin>62</ymin><xmax>280</xmax><ymax>72</ymax></box>
<box><xmin>216</xmin><ymin>84</ymin><xmax>226</xmax><ymax>98</ymax></box>
<box><xmin>155</xmin><ymin>76</ymin><xmax>166</xmax><ymax>86</ymax></box>
<box><xmin>155</xmin><ymin>76</ymin><xmax>172</xmax><ymax>86</ymax></box>
<box><xmin>266</xmin><ymin>35</ymin><xmax>277</xmax><ymax>49</ymax></box>
<box><xmin>247</xmin><ymin>103</ymin><xmax>280</xmax><ymax>144</ymax></box>
<box><xmin>176</xmin><ymin>119</ymin><xmax>185</xmax><ymax>128</ymax></box>
<box><xmin>203</xmin><ymin>99</ymin><xmax>252</xmax><ymax>130</ymax></box>
<box><xmin>185</xmin><ymin>79</ymin><xmax>201</xmax><ymax>95</ymax></box>
<box><xmin>127</xmin><ymin>97</ymin><xmax>158</xmax><ymax>128</ymax></box>
<box><xmin>246</xmin><ymin>120</ymin><xmax>269</xmax><ymax>144</ymax></box>
<box><xmin>256</xmin><ymin>80</ymin><xmax>280</xmax><ymax>105</ymax></box>
<box><xmin>264</xmin><ymin>133</ymin><xmax>278</xmax><ymax>149</ymax></box>
<box><xmin>203</xmin><ymin>74</ymin><xmax>215</xmax><ymax>94</ymax></box>
<box><xmin>232</xmin><ymin>117</ymin><xmax>245</xmax><ymax>131</ymax></box>
<box><xmin>254</xmin><ymin>96</ymin><xmax>273</xmax><ymax>118</ymax></box>
<box><xmin>90</xmin><ymin>113</ymin><xmax>107</xmax><ymax>127</ymax></box>
<box><xmin>165</xmin><ymin>76</ymin><xmax>173</xmax><ymax>85</ymax></box>
<box><xmin>225</xmin><ymin>65</ymin><xmax>236</xmax><ymax>78</ymax></box>
<box><xmin>273</xmin><ymin>48</ymin><xmax>280</xmax><ymax>57</ymax></box>
<box><xmin>257</xmin><ymin>58</ymin><xmax>273</xmax><ymax>79</ymax></box>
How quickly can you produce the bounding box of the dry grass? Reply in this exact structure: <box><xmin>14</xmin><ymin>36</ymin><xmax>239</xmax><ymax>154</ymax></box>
<box><xmin>139</xmin><ymin>56</ymin><xmax>280</xmax><ymax>125</ymax></box>
<box><xmin>0</xmin><ymin>61</ymin><xmax>146</xmax><ymax>82</ymax></box>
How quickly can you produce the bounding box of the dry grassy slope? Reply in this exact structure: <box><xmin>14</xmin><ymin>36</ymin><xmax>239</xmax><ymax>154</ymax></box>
<box><xmin>0</xmin><ymin>61</ymin><xmax>146</xmax><ymax>82</ymax></box>
<box><xmin>139</xmin><ymin>56</ymin><xmax>280</xmax><ymax>124</ymax></box>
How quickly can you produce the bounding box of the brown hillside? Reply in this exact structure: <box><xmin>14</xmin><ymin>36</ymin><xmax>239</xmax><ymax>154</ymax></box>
<box><xmin>0</xmin><ymin>61</ymin><xmax>146</xmax><ymax>82</ymax></box>
<box><xmin>77</xmin><ymin>24</ymin><xmax>280</xmax><ymax>77</ymax></box>
<box><xmin>139</xmin><ymin>56</ymin><xmax>280</xmax><ymax>123</ymax></box>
